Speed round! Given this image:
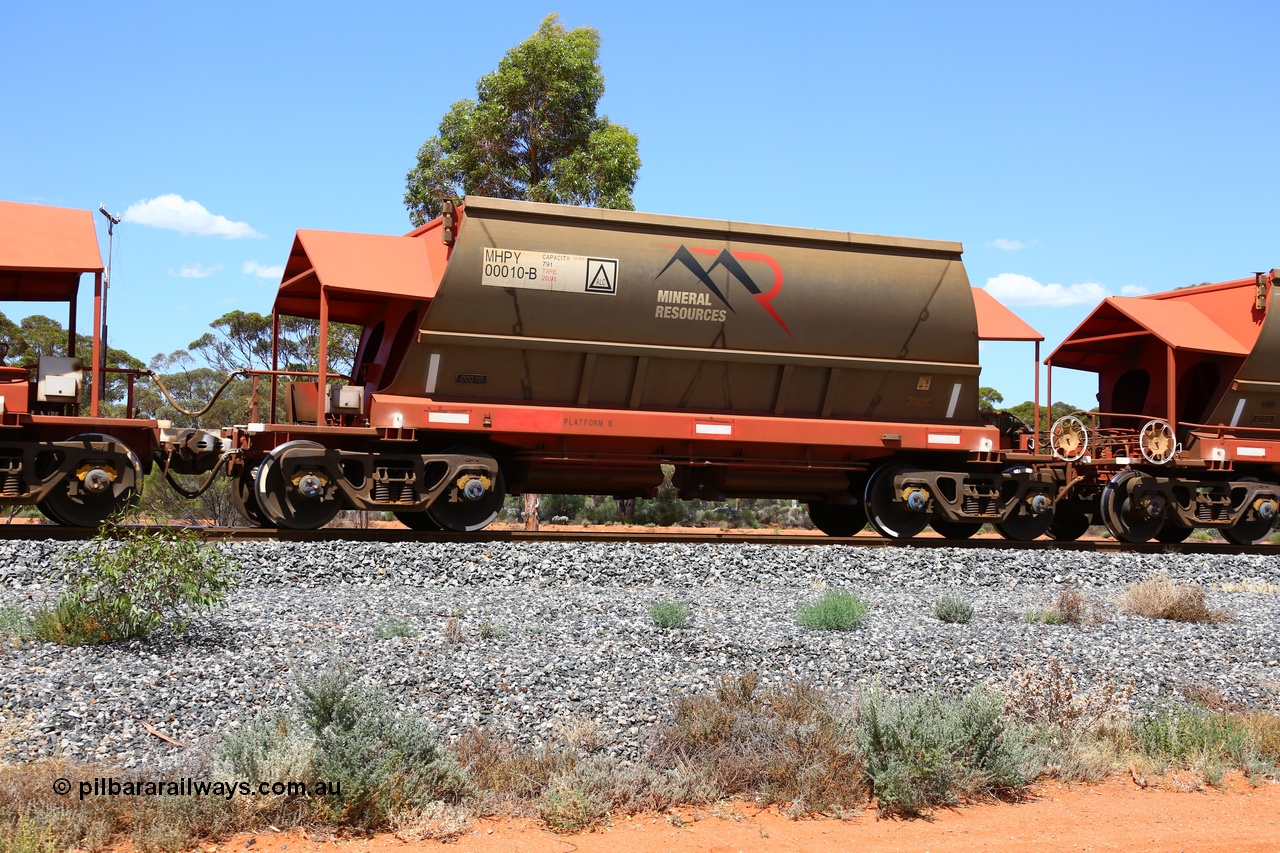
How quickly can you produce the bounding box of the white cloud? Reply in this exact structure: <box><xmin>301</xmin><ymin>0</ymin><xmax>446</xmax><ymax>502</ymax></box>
<box><xmin>984</xmin><ymin>273</ymin><xmax>1108</xmax><ymax>307</ymax></box>
<box><xmin>122</xmin><ymin>194</ymin><xmax>262</xmax><ymax>238</ymax></box>
<box><xmin>1120</xmin><ymin>284</ymin><xmax>1149</xmax><ymax>296</ymax></box>
<box><xmin>243</xmin><ymin>260</ymin><xmax>285</xmax><ymax>279</ymax></box>
<box><xmin>987</xmin><ymin>238</ymin><xmax>1027</xmax><ymax>251</ymax></box>
<box><xmin>170</xmin><ymin>262</ymin><xmax>223</xmax><ymax>279</ymax></box>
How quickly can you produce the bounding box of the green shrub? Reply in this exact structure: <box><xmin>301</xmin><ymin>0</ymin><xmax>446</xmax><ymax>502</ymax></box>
<box><xmin>934</xmin><ymin>595</ymin><xmax>974</xmax><ymax>624</ymax></box>
<box><xmin>855</xmin><ymin>689</ymin><xmax>1029</xmax><ymax>818</ymax></box>
<box><xmin>0</xmin><ymin>605</ymin><xmax>31</xmax><ymax>638</ymax></box>
<box><xmin>1025</xmin><ymin>608</ymin><xmax>1065</xmax><ymax>625</ymax></box>
<box><xmin>478</xmin><ymin>618</ymin><xmax>508</xmax><ymax>639</ymax></box>
<box><xmin>296</xmin><ymin>669</ymin><xmax>467</xmax><ymax>828</ymax></box>
<box><xmin>649</xmin><ymin>600</ymin><xmax>690</xmax><ymax>629</ymax></box>
<box><xmin>378</xmin><ymin>617</ymin><xmax>420</xmax><ymax>639</ymax></box>
<box><xmin>1135</xmin><ymin>704</ymin><xmax>1252</xmax><ymax>769</ymax></box>
<box><xmin>796</xmin><ymin>590</ymin><xmax>868</xmax><ymax>630</ymax></box>
<box><xmin>538</xmin><ymin>784</ymin><xmax>609</xmax><ymax>833</ymax></box>
<box><xmin>0</xmin><ymin>814</ymin><xmax>60</xmax><ymax>853</ymax></box>
<box><xmin>32</xmin><ymin>515</ymin><xmax>235</xmax><ymax>644</ymax></box>
<box><xmin>221</xmin><ymin>715</ymin><xmax>314</xmax><ymax>787</ymax></box>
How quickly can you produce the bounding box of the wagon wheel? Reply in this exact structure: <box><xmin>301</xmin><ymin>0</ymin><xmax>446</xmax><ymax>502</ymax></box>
<box><xmin>929</xmin><ymin>518</ymin><xmax>982</xmax><ymax>539</ymax></box>
<box><xmin>1050</xmin><ymin>415</ymin><xmax>1089</xmax><ymax>462</ymax></box>
<box><xmin>426</xmin><ymin>448</ymin><xmax>506</xmax><ymax>532</ymax></box>
<box><xmin>1139</xmin><ymin>419</ymin><xmax>1177</xmax><ymax>465</ymax></box>
<box><xmin>1047</xmin><ymin>505</ymin><xmax>1093</xmax><ymax>541</ymax></box>
<box><xmin>255</xmin><ymin>440</ymin><xmax>343</xmax><ymax>530</ymax></box>
<box><xmin>392</xmin><ymin>510</ymin><xmax>443</xmax><ymax>532</ymax></box>
<box><xmin>995</xmin><ymin>502</ymin><xmax>1056</xmax><ymax>541</ymax></box>
<box><xmin>1099</xmin><ymin>470</ymin><xmax>1164</xmax><ymax>544</ymax></box>
<box><xmin>992</xmin><ymin>467</ymin><xmax>1055</xmax><ymax>542</ymax></box>
<box><xmin>40</xmin><ymin>434</ymin><xmax>142</xmax><ymax>528</ymax></box>
<box><xmin>1153</xmin><ymin>522</ymin><xmax>1193</xmax><ymax>544</ymax></box>
<box><xmin>807</xmin><ymin>501</ymin><xmax>867</xmax><ymax>536</ymax></box>
<box><xmin>230</xmin><ymin>464</ymin><xmax>268</xmax><ymax>527</ymax></box>
<box><xmin>864</xmin><ymin>464</ymin><xmax>931</xmax><ymax>539</ymax></box>
<box><xmin>1222</xmin><ymin>477</ymin><xmax>1279</xmax><ymax>545</ymax></box>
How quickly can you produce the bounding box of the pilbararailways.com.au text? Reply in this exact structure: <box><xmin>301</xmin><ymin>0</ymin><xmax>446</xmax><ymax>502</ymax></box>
<box><xmin>55</xmin><ymin>777</ymin><xmax>341</xmax><ymax>801</ymax></box>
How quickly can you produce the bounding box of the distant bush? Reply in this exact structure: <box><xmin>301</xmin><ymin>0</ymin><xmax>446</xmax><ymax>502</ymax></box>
<box><xmin>649</xmin><ymin>600</ymin><xmax>691</xmax><ymax>629</ymax></box>
<box><xmin>934</xmin><ymin>595</ymin><xmax>974</xmax><ymax>624</ymax></box>
<box><xmin>538</xmin><ymin>494</ymin><xmax>587</xmax><ymax>521</ymax></box>
<box><xmin>796</xmin><ymin>590</ymin><xmax>868</xmax><ymax>630</ymax></box>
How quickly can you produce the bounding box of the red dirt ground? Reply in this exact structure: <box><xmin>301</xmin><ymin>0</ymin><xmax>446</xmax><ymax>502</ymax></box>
<box><xmin>209</xmin><ymin>777</ymin><xmax>1280</xmax><ymax>853</ymax></box>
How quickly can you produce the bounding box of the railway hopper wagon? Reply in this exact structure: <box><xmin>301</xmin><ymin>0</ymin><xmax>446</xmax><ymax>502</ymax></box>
<box><xmin>0</xmin><ymin>201</ymin><xmax>216</xmax><ymax>526</ymax></box>
<box><xmin>228</xmin><ymin>197</ymin><xmax>1055</xmax><ymax>537</ymax></box>
<box><xmin>1044</xmin><ymin>271</ymin><xmax>1280</xmax><ymax>544</ymax></box>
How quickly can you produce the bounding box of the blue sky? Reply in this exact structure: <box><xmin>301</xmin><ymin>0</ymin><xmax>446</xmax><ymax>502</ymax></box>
<box><xmin>3</xmin><ymin>1</ymin><xmax>1277</xmax><ymax>408</ymax></box>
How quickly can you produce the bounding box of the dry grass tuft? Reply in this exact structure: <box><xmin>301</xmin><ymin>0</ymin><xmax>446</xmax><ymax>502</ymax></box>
<box><xmin>390</xmin><ymin>801</ymin><xmax>472</xmax><ymax>842</ymax></box>
<box><xmin>1122</xmin><ymin>573</ymin><xmax>1230</xmax><ymax>623</ymax></box>
<box><xmin>1217</xmin><ymin>580</ymin><xmax>1280</xmax><ymax>594</ymax></box>
<box><xmin>454</xmin><ymin>728</ymin><xmax>576</xmax><ymax>810</ymax></box>
<box><xmin>649</xmin><ymin>672</ymin><xmax>864</xmax><ymax>815</ymax></box>
<box><xmin>1054</xmin><ymin>587</ymin><xmax>1088</xmax><ymax>625</ymax></box>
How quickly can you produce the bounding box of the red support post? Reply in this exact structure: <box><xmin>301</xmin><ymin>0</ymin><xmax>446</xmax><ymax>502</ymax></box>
<box><xmin>270</xmin><ymin>311</ymin><xmax>280</xmax><ymax>424</ymax></box>
<box><xmin>317</xmin><ymin>289</ymin><xmax>328</xmax><ymax>427</ymax></box>
<box><xmin>90</xmin><ymin>272</ymin><xmax>102</xmax><ymax>417</ymax></box>
<box><xmin>1033</xmin><ymin>340</ymin><xmax>1041</xmax><ymax>449</ymax></box>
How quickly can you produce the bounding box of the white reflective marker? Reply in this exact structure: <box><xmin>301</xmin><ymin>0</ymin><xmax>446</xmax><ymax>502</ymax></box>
<box><xmin>428</xmin><ymin>411</ymin><xmax>469</xmax><ymax>424</ymax></box>
<box><xmin>695</xmin><ymin>423</ymin><xmax>733</xmax><ymax>435</ymax></box>
<box><xmin>946</xmin><ymin>382</ymin><xmax>962</xmax><ymax>418</ymax></box>
<box><xmin>426</xmin><ymin>353</ymin><xmax>441</xmax><ymax>393</ymax></box>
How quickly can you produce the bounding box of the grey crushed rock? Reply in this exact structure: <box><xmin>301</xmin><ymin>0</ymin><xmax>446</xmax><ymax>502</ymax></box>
<box><xmin>1</xmin><ymin>539</ymin><xmax>1277</xmax><ymax>768</ymax></box>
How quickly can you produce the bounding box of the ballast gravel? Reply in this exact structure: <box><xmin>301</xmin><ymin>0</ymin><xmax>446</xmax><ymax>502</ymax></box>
<box><xmin>1</xmin><ymin>538</ymin><xmax>1278</xmax><ymax>769</ymax></box>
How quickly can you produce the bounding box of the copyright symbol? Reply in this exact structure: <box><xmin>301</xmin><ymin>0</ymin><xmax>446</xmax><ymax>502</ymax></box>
<box><xmin>53</xmin><ymin>778</ymin><xmax>71</xmax><ymax>796</ymax></box>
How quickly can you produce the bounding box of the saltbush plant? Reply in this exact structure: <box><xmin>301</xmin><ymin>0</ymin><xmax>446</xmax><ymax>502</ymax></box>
<box><xmin>856</xmin><ymin>689</ymin><xmax>1029</xmax><ymax>817</ymax></box>
<box><xmin>378</xmin><ymin>617</ymin><xmax>420</xmax><ymax>639</ymax></box>
<box><xmin>649</xmin><ymin>600</ymin><xmax>691</xmax><ymax>629</ymax></box>
<box><xmin>934</xmin><ymin>595</ymin><xmax>974</xmax><ymax>624</ymax></box>
<box><xmin>796</xmin><ymin>590</ymin><xmax>869</xmax><ymax>630</ymax></box>
<box><xmin>32</xmin><ymin>514</ymin><xmax>236</xmax><ymax>645</ymax></box>
<box><xmin>299</xmin><ymin>669</ymin><xmax>467</xmax><ymax>828</ymax></box>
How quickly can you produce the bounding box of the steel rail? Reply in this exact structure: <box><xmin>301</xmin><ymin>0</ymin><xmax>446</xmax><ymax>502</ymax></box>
<box><xmin>0</xmin><ymin>525</ymin><xmax>1272</xmax><ymax>555</ymax></box>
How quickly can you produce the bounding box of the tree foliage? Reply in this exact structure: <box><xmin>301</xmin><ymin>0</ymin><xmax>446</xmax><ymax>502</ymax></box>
<box><xmin>0</xmin><ymin>310</ymin><xmax>145</xmax><ymax>416</ymax></box>
<box><xmin>1003</xmin><ymin>400</ymin><xmax>1081</xmax><ymax>426</ymax></box>
<box><xmin>403</xmin><ymin>14</ymin><xmax>640</xmax><ymax>225</ymax></box>
<box><xmin>187</xmin><ymin>310</ymin><xmax>358</xmax><ymax>377</ymax></box>
<box><xmin>978</xmin><ymin>386</ymin><xmax>1004</xmax><ymax>413</ymax></box>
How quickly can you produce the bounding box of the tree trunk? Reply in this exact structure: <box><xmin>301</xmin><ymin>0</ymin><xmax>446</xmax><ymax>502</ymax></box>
<box><xmin>523</xmin><ymin>493</ymin><xmax>540</xmax><ymax>531</ymax></box>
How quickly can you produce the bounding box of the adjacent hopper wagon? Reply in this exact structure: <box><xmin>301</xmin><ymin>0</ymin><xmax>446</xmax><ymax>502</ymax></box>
<box><xmin>1045</xmin><ymin>271</ymin><xmax>1280</xmax><ymax>544</ymax></box>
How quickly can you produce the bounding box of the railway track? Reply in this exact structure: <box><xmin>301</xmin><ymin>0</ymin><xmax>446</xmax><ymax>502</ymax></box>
<box><xmin>0</xmin><ymin>523</ymin><xmax>1273</xmax><ymax>555</ymax></box>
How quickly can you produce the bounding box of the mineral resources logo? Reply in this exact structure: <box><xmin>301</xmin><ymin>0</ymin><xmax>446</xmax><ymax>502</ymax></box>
<box><xmin>655</xmin><ymin>245</ymin><xmax>791</xmax><ymax>335</ymax></box>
